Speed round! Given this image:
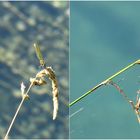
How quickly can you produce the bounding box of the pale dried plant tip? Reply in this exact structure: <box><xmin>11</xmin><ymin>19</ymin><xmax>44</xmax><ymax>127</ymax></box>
<box><xmin>30</xmin><ymin>77</ymin><xmax>47</xmax><ymax>86</ymax></box>
<box><xmin>20</xmin><ymin>82</ymin><xmax>29</xmax><ymax>100</ymax></box>
<box><xmin>45</xmin><ymin>67</ymin><xmax>59</xmax><ymax>120</ymax></box>
<box><xmin>21</xmin><ymin>82</ymin><xmax>25</xmax><ymax>97</ymax></box>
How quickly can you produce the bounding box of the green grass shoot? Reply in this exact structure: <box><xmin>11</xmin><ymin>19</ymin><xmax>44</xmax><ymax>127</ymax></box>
<box><xmin>33</xmin><ymin>43</ymin><xmax>46</xmax><ymax>67</ymax></box>
<box><xmin>70</xmin><ymin>59</ymin><xmax>140</xmax><ymax>107</ymax></box>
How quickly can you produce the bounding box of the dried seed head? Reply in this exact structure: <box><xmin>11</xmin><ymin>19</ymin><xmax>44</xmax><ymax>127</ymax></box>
<box><xmin>30</xmin><ymin>67</ymin><xmax>59</xmax><ymax>120</ymax></box>
<box><xmin>45</xmin><ymin>67</ymin><xmax>59</xmax><ymax>120</ymax></box>
<box><xmin>36</xmin><ymin>69</ymin><xmax>47</xmax><ymax>78</ymax></box>
<box><xmin>30</xmin><ymin>77</ymin><xmax>47</xmax><ymax>86</ymax></box>
<box><xmin>37</xmin><ymin>78</ymin><xmax>47</xmax><ymax>86</ymax></box>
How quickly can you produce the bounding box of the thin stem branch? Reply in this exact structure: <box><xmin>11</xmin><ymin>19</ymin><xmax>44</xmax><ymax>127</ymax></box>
<box><xmin>109</xmin><ymin>81</ymin><xmax>130</xmax><ymax>102</ymax></box>
<box><xmin>110</xmin><ymin>81</ymin><xmax>140</xmax><ymax>124</ymax></box>
<box><xmin>70</xmin><ymin>59</ymin><xmax>140</xmax><ymax>107</ymax></box>
<box><xmin>4</xmin><ymin>82</ymin><xmax>34</xmax><ymax>140</ymax></box>
<box><xmin>70</xmin><ymin>82</ymin><xmax>104</xmax><ymax>106</ymax></box>
<box><xmin>3</xmin><ymin>43</ymin><xmax>56</xmax><ymax>139</ymax></box>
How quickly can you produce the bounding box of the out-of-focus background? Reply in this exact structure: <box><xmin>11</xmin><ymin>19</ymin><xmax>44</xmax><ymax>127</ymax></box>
<box><xmin>70</xmin><ymin>1</ymin><xmax>140</xmax><ymax>139</ymax></box>
<box><xmin>0</xmin><ymin>1</ymin><xmax>69</xmax><ymax>139</ymax></box>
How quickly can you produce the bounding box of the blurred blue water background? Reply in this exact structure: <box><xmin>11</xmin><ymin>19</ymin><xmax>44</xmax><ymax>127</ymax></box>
<box><xmin>0</xmin><ymin>1</ymin><xmax>69</xmax><ymax>139</ymax></box>
<box><xmin>70</xmin><ymin>1</ymin><xmax>140</xmax><ymax>139</ymax></box>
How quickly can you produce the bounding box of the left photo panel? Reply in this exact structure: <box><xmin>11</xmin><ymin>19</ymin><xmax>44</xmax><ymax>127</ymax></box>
<box><xmin>0</xmin><ymin>1</ymin><xmax>69</xmax><ymax>139</ymax></box>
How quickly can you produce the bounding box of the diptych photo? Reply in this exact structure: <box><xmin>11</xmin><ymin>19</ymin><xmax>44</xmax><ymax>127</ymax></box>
<box><xmin>0</xmin><ymin>1</ymin><xmax>140</xmax><ymax>139</ymax></box>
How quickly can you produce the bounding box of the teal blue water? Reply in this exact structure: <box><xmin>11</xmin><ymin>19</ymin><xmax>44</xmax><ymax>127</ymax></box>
<box><xmin>70</xmin><ymin>2</ymin><xmax>140</xmax><ymax>139</ymax></box>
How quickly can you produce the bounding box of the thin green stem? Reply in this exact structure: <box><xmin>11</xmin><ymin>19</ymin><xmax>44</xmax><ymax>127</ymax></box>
<box><xmin>69</xmin><ymin>59</ymin><xmax>140</xmax><ymax>107</ymax></box>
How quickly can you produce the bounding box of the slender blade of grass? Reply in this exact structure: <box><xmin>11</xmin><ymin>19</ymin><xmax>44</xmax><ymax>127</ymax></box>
<box><xmin>70</xmin><ymin>59</ymin><xmax>140</xmax><ymax>107</ymax></box>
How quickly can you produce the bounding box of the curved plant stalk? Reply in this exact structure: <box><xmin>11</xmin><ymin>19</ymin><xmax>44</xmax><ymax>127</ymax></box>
<box><xmin>4</xmin><ymin>71</ymin><xmax>46</xmax><ymax>140</ymax></box>
<box><xmin>4</xmin><ymin>82</ymin><xmax>34</xmax><ymax>140</ymax></box>
<box><xmin>109</xmin><ymin>81</ymin><xmax>140</xmax><ymax>124</ymax></box>
<box><xmin>4</xmin><ymin>43</ymin><xmax>59</xmax><ymax>139</ymax></box>
<box><xmin>70</xmin><ymin>59</ymin><xmax>140</xmax><ymax>107</ymax></box>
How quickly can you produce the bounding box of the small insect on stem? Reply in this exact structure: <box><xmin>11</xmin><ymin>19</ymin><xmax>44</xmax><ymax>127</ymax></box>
<box><xmin>33</xmin><ymin>43</ymin><xmax>46</xmax><ymax>68</ymax></box>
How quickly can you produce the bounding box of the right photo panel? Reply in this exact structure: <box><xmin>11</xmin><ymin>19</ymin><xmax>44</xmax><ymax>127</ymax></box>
<box><xmin>70</xmin><ymin>1</ymin><xmax>140</xmax><ymax>139</ymax></box>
